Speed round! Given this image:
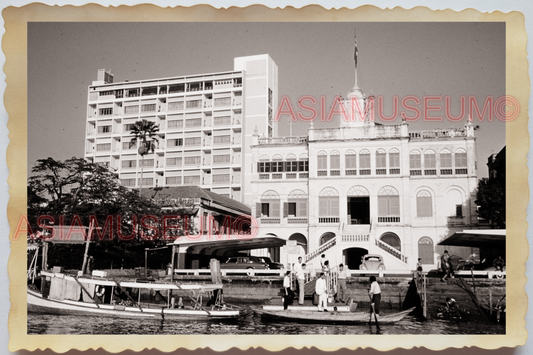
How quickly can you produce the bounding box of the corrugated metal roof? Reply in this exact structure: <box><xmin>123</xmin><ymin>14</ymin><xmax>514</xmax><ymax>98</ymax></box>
<box><xmin>142</xmin><ymin>186</ymin><xmax>251</xmax><ymax>215</ymax></box>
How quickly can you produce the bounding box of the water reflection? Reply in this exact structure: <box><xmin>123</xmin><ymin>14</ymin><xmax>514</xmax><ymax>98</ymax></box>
<box><xmin>27</xmin><ymin>312</ymin><xmax>505</xmax><ymax>335</ymax></box>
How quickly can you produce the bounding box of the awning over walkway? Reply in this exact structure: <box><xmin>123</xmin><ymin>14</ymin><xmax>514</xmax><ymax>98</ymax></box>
<box><xmin>168</xmin><ymin>234</ymin><xmax>287</xmax><ymax>255</ymax></box>
<box><xmin>438</xmin><ymin>229</ymin><xmax>506</xmax><ymax>248</ymax></box>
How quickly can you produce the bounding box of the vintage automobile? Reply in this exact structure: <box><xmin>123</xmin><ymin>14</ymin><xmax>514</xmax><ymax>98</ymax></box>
<box><xmin>359</xmin><ymin>254</ymin><xmax>386</xmax><ymax>270</ymax></box>
<box><xmin>219</xmin><ymin>256</ymin><xmax>270</xmax><ymax>272</ymax></box>
<box><xmin>257</xmin><ymin>257</ymin><xmax>284</xmax><ymax>270</ymax></box>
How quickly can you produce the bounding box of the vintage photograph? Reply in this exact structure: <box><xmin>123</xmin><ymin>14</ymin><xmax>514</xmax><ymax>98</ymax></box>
<box><xmin>25</xmin><ymin>21</ymin><xmax>508</xmax><ymax>337</ymax></box>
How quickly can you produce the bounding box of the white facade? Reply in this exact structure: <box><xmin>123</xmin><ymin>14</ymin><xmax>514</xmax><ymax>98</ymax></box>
<box><xmin>251</xmin><ymin>114</ymin><xmax>478</xmax><ymax>271</ymax></box>
<box><xmin>84</xmin><ymin>55</ymin><xmax>278</xmax><ymax>203</ymax></box>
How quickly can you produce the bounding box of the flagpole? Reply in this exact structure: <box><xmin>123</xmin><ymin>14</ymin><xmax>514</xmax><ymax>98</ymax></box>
<box><xmin>354</xmin><ymin>29</ymin><xmax>358</xmax><ymax>87</ymax></box>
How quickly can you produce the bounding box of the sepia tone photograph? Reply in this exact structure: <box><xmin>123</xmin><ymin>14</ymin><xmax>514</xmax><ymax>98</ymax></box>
<box><xmin>24</xmin><ymin>21</ymin><xmax>509</xmax><ymax>337</ymax></box>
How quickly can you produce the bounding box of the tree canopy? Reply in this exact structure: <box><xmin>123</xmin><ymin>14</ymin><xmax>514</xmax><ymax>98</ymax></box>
<box><xmin>475</xmin><ymin>177</ymin><xmax>505</xmax><ymax>229</ymax></box>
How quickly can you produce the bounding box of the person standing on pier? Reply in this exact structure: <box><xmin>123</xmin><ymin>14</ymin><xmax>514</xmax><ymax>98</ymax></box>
<box><xmin>283</xmin><ymin>271</ymin><xmax>294</xmax><ymax>310</ymax></box>
<box><xmin>441</xmin><ymin>250</ymin><xmax>455</xmax><ymax>282</ymax></box>
<box><xmin>315</xmin><ymin>272</ymin><xmax>329</xmax><ymax>312</ymax></box>
<box><xmin>293</xmin><ymin>257</ymin><xmax>303</xmax><ymax>296</ymax></box>
<box><xmin>368</xmin><ymin>276</ymin><xmax>381</xmax><ymax>320</ymax></box>
<box><xmin>296</xmin><ymin>263</ymin><xmax>307</xmax><ymax>305</ymax></box>
<box><xmin>336</xmin><ymin>264</ymin><xmax>348</xmax><ymax>303</ymax></box>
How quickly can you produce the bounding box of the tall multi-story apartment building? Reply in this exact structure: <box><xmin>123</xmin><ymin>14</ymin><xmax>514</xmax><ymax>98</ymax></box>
<box><xmin>84</xmin><ymin>55</ymin><xmax>278</xmax><ymax>204</ymax></box>
<box><xmin>250</xmin><ymin>82</ymin><xmax>479</xmax><ymax>271</ymax></box>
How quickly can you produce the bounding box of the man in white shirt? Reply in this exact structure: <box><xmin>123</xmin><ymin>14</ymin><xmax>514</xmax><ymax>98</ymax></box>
<box><xmin>368</xmin><ymin>276</ymin><xmax>381</xmax><ymax>319</ymax></box>
<box><xmin>283</xmin><ymin>271</ymin><xmax>293</xmax><ymax>310</ymax></box>
<box><xmin>293</xmin><ymin>257</ymin><xmax>303</xmax><ymax>301</ymax></box>
<box><xmin>315</xmin><ymin>272</ymin><xmax>328</xmax><ymax>312</ymax></box>
<box><xmin>296</xmin><ymin>263</ymin><xmax>307</xmax><ymax>305</ymax></box>
<box><xmin>336</xmin><ymin>263</ymin><xmax>348</xmax><ymax>303</ymax></box>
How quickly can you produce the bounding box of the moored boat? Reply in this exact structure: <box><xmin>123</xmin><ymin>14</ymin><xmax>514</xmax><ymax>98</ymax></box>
<box><xmin>256</xmin><ymin>307</ymin><xmax>416</xmax><ymax>325</ymax></box>
<box><xmin>28</xmin><ymin>270</ymin><xmax>245</xmax><ymax>320</ymax></box>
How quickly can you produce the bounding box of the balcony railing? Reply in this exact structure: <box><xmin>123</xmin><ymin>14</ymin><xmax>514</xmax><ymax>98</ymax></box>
<box><xmin>378</xmin><ymin>216</ymin><xmax>400</xmax><ymax>223</ymax></box>
<box><xmin>258</xmin><ymin>136</ymin><xmax>307</xmax><ymax>145</ymax></box>
<box><xmin>409</xmin><ymin>128</ymin><xmax>466</xmax><ymax>139</ymax></box>
<box><xmin>447</xmin><ymin>216</ymin><xmax>465</xmax><ymax>226</ymax></box>
<box><xmin>260</xmin><ymin>217</ymin><xmax>280</xmax><ymax>224</ymax></box>
<box><xmin>341</xmin><ymin>234</ymin><xmax>370</xmax><ymax>242</ymax></box>
<box><xmin>287</xmin><ymin>217</ymin><xmax>308</xmax><ymax>224</ymax></box>
<box><xmin>389</xmin><ymin>168</ymin><xmax>400</xmax><ymax>175</ymax></box>
<box><xmin>319</xmin><ymin>217</ymin><xmax>340</xmax><ymax>224</ymax></box>
<box><xmin>349</xmin><ymin>218</ymin><xmax>370</xmax><ymax>225</ymax></box>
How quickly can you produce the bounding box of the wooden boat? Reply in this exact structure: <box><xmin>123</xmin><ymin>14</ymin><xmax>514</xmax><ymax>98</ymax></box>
<box><xmin>28</xmin><ymin>271</ymin><xmax>245</xmax><ymax>320</ymax></box>
<box><xmin>256</xmin><ymin>307</ymin><xmax>416</xmax><ymax>325</ymax></box>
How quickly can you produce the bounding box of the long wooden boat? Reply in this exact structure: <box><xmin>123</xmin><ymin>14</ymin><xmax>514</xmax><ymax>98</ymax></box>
<box><xmin>256</xmin><ymin>307</ymin><xmax>416</xmax><ymax>325</ymax></box>
<box><xmin>28</xmin><ymin>271</ymin><xmax>244</xmax><ymax>320</ymax></box>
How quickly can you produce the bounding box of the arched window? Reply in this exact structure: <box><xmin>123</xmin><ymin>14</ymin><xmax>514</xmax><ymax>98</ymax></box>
<box><xmin>418</xmin><ymin>237</ymin><xmax>434</xmax><ymax>264</ymax></box>
<box><xmin>378</xmin><ymin>186</ymin><xmax>400</xmax><ymax>223</ymax></box>
<box><xmin>380</xmin><ymin>232</ymin><xmax>401</xmax><ymax>251</ymax></box>
<box><xmin>347</xmin><ymin>185</ymin><xmax>370</xmax><ymax>196</ymax></box>
<box><xmin>286</xmin><ymin>190</ymin><xmax>308</xmax><ymax>218</ymax></box>
<box><xmin>410</xmin><ymin>150</ymin><xmax>421</xmax><ymax>176</ymax></box>
<box><xmin>345</xmin><ymin>150</ymin><xmax>357</xmax><ymax>174</ymax></box>
<box><xmin>319</xmin><ymin>232</ymin><xmax>336</xmax><ymax>246</ymax></box>
<box><xmin>258</xmin><ymin>155</ymin><xmax>270</xmax><ymax>174</ymax></box>
<box><xmin>376</xmin><ymin>149</ymin><xmax>387</xmax><ymax>175</ymax></box>
<box><xmin>359</xmin><ymin>149</ymin><xmax>371</xmax><ymax>175</ymax></box>
<box><xmin>317</xmin><ymin>151</ymin><xmax>327</xmax><ymax>174</ymax></box>
<box><xmin>318</xmin><ymin>187</ymin><xmax>339</xmax><ymax>222</ymax></box>
<box><xmin>455</xmin><ymin>148</ymin><xmax>467</xmax><ymax>174</ymax></box>
<box><xmin>298</xmin><ymin>153</ymin><xmax>309</xmax><ymax>173</ymax></box>
<box><xmin>257</xmin><ymin>190</ymin><xmax>280</xmax><ymax>219</ymax></box>
<box><xmin>271</xmin><ymin>154</ymin><xmax>283</xmax><ymax>173</ymax></box>
<box><xmin>424</xmin><ymin>149</ymin><xmax>436</xmax><ymax>175</ymax></box>
<box><xmin>416</xmin><ymin>190</ymin><xmax>433</xmax><ymax>217</ymax></box>
<box><xmin>286</xmin><ymin>154</ymin><xmax>298</xmax><ymax>172</ymax></box>
<box><xmin>389</xmin><ymin>148</ymin><xmax>400</xmax><ymax>173</ymax></box>
<box><xmin>440</xmin><ymin>149</ymin><xmax>452</xmax><ymax>175</ymax></box>
<box><xmin>330</xmin><ymin>150</ymin><xmax>340</xmax><ymax>173</ymax></box>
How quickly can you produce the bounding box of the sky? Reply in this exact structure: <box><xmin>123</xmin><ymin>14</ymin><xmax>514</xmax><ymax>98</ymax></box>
<box><xmin>27</xmin><ymin>22</ymin><xmax>506</xmax><ymax>178</ymax></box>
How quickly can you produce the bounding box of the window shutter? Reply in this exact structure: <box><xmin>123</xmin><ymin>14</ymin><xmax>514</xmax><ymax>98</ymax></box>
<box><xmin>390</xmin><ymin>196</ymin><xmax>400</xmax><ymax>215</ymax></box>
<box><xmin>319</xmin><ymin>197</ymin><xmax>328</xmax><ymax>216</ymax></box>
<box><xmin>298</xmin><ymin>200</ymin><xmax>308</xmax><ymax>217</ymax></box>
<box><xmin>283</xmin><ymin>202</ymin><xmax>288</xmax><ymax>218</ymax></box>
<box><xmin>255</xmin><ymin>203</ymin><xmax>261</xmax><ymax>218</ymax></box>
<box><xmin>272</xmin><ymin>201</ymin><xmax>280</xmax><ymax>217</ymax></box>
<box><xmin>331</xmin><ymin>197</ymin><xmax>340</xmax><ymax>216</ymax></box>
<box><xmin>378</xmin><ymin>197</ymin><xmax>387</xmax><ymax>216</ymax></box>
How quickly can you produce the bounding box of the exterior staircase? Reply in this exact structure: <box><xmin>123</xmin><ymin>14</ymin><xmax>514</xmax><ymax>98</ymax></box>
<box><xmin>304</xmin><ymin>236</ymin><xmax>337</xmax><ymax>263</ymax></box>
<box><xmin>375</xmin><ymin>238</ymin><xmax>409</xmax><ymax>263</ymax></box>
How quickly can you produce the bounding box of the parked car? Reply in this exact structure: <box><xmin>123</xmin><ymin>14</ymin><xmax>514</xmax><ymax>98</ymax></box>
<box><xmin>257</xmin><ymin>257</ymin><xmax>284</xmax><ymax>269</ymax></box>
<box><xmin>219</xmin><ymin>256</ymin><xmax>270</xmax><ymax>273</ymax></box>
<box><xmin>359</xmin><ymin>254</ymin><xmax>386</xmax><ymax>270</ymax></box>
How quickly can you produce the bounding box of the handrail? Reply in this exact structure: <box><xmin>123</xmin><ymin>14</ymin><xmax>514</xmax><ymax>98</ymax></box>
<box><xmin>304</xmin><ymin>237</ymin><xmax>337</xmax><ymax>263</ymax></box>
<box><xmin>375</xmin><ymin>239</ymin><xmax>408</xmax><ymax>263</ymax></box>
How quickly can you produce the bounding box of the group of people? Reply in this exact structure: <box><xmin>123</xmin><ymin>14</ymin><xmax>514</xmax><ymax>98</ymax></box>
<box><xmin>282</xmin><ymin>255</ymin><xmax>381</xmax><ymax>320</ymax></box>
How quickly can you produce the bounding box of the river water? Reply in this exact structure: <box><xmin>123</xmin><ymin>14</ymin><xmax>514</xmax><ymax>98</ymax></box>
<box><xmin>27</xmin><ymin>307</ymin><xmax>505</xmax><ymax>335</ymax></box>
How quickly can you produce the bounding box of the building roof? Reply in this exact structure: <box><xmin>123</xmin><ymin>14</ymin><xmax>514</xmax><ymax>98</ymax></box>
<box><xmin>142</xmin><ymin>186</ymin><xmax>251</xmax><ymax>215</ymax></box>
<box><xmin>438</xmin><ymin>229</ymin><xmax>506</xmax><ymax>248</ymax></box>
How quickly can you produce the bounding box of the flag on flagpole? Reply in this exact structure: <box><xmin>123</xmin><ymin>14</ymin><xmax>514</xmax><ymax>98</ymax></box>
<box><xmin>354</xmin><ymin>34</ymin><xmax>358</xmax><ymax>68</ymax></box>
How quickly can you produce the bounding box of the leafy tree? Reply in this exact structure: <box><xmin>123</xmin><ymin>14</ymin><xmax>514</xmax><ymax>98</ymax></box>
<box><xmin>28</xmin><ymin>156</ymin><xmax>173</xmax><ymax>269</ymax></box>
<box><xmin>129</xmin><ymin>119</ymin><xmax>159</xmax><ymax>196</ymax></box>
<box><xmin>475</xmin><ymin>177</ymin><xmax>505</xmax><ymax>228</ymax></box>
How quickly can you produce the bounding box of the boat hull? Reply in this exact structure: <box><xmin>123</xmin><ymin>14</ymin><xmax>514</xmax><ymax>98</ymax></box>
<box><xmin>256</xmin><ymin>307</ymin><xmax>415</xmax><ymax>325</ymax></box>
<box><xmin>28</xmin><ymin>289</ymin><xmax>242</xmax><ymax>320</ymax></box>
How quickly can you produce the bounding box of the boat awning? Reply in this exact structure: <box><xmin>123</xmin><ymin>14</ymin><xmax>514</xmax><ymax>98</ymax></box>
<box><xmin>168</xmin><ymin>234</ymin><xmax>287</xmax><ymax>254</ymax></box>
<box><xmin>438</xmin><ymin>229</ymin><xmax>506</xmax><ymax>248</ymax></box>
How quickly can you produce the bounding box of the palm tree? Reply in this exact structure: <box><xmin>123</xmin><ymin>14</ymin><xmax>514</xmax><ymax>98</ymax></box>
<box><xmin>129</xmin><ymin>119</ymin><xmax>160</xmax><ymax>196</ymax></box>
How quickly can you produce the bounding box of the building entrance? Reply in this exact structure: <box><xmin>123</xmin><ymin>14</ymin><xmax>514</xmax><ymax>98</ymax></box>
<box><xmin>347</xmin><ymin>197</ymin><xmax>370</xmax><ymax>225</ymax></box>
<box><xmin>343</xmin><ymin>247</ymin><xmax>368</xmax><ymax>270</ymax></box>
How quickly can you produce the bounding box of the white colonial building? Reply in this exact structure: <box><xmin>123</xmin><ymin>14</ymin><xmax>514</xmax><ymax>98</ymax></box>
<box><xmin>250</xmin><ymin>82</ymin><xmax>478</xmax><ymax>271</ymax></box>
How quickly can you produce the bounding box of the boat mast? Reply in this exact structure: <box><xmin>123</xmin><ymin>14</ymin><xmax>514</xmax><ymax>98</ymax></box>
<box><xmin>81</xmin><ymin>219</ymin><xmax>94</xmax><ymax>275</ymax></box>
